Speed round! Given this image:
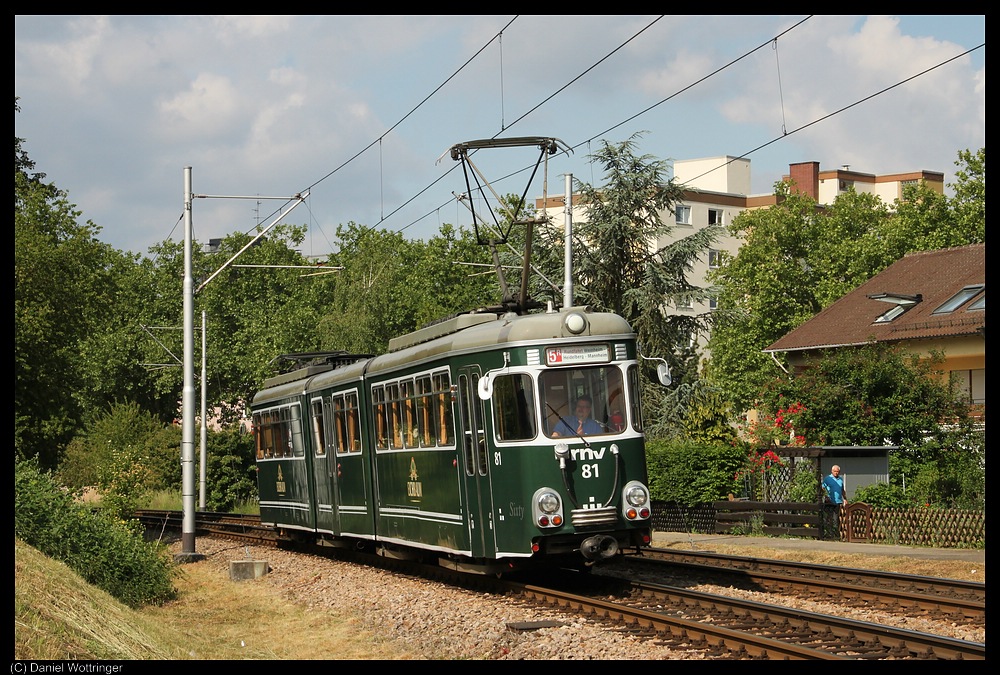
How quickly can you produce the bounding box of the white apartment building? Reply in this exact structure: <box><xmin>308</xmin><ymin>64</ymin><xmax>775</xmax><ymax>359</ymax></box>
<box><xmin>538</xmin><ymin>157</ymin><xmax>944</xmax><ymax>350</ymax></box>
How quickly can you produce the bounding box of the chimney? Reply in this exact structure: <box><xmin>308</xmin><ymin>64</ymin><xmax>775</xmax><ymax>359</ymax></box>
<box><xmin>788</xmin><ymin>162</ymin><xmax>820</xmax><ymax>200</ymax></box>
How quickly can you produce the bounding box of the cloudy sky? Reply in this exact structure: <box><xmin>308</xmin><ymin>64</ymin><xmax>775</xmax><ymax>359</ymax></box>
<box><xmin>15</xmin><ymin>15</ymin><xmax>985</xmax><ymax>258</ymax></box>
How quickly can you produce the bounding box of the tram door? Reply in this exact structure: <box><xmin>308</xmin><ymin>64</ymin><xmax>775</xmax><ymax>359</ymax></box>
<box><xmin>328</xmin><ymin>390</ymin><xmax>370</xmax><ymax>538</ymax></box>
<box><xmin>458</xmin><ymin>368</ymin><xmax>496</xmax><ymax>558</ymax></box>
<box><xmin>311</xmin><ymin>396</ymin><xmax>340</xmax><ymax>535</ymax></box>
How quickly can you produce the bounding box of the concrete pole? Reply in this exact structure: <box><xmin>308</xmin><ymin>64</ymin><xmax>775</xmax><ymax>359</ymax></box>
<box><xmin>564</xmin><ymin>173</ymin><xmax>573</xmax><ymax>308</ymax></box>
<box><xmin>178</xmin><ymin>167</ymin><xmax>203</xmax><ymax>562</ymax></box>
<box><xmin>199</xmin><ymin>310</ymin><xmax>207</xmax><ymax>511</ymax></box>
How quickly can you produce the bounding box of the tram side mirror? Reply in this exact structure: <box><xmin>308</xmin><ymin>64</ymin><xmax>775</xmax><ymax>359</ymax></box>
<box><xmin>477</xmin><ymin>374</ymin><xmax>493</xmax><ymax>400</ymax></box>
<box><xmin>657</xmin><ymin>362</ymin><xmax>672</xmax><ymax>387</ymax></box>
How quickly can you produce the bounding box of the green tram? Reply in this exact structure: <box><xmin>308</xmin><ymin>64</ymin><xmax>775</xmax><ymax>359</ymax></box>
<box><xmin>252</xmin><ymin>304</ymin><xmax>654</xmax><ymax>574</ymax></box>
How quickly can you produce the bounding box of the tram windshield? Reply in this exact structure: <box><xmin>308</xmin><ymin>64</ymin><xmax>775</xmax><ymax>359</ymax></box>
<box><xmin>539</xmin><ymin>366</ymin><xmax>628</xmax><ymax>438</ymax></box>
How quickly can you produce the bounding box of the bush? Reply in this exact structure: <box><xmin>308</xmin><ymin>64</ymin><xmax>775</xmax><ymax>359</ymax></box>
<box><xmin>853</xmin><ymin>482</ymin><xmax>912</xmax><ymax>508</ymax></box>
<box><xmin>787</xmin><ymin>458</ymin><xmax>821</xmax><ymax>502</ymax></box>
<box><xmin>204</xmin><ymin>426</ymin><xmax>258</xmax><ymax>512</ymax></box>
<box><xmin>645</xmin><ymin>439</ymin><xmax>745</xmax><ymax>506</ymax></box>
<box><xmin>15</xmin><ymin>459</ymin><xmax>178</xmax><ymax>608</ymax></box>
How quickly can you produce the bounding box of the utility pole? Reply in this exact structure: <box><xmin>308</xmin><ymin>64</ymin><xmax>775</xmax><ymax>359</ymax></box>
<box><xmin>176</xmin><ymin>167</ymin><xmax>200</xmax><ymax>562</ymax></box>
<box><xmin>175</xmin><ymin>166</ymin><xmax>307</xmax><ymax>562</ymax></box>
<box><xmin>564</xmin><ymin>173</ymin><xmax>573</xmax><ymax>308</ymax></box>
<box><xmin>200</xmin><ymin>310</ymin><xmax>207</xmax><ymax>510</ymax></box>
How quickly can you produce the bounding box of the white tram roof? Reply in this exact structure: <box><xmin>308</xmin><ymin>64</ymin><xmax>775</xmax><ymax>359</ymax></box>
<box><xmin>253</xmin><ymin>306</ymin><xmax>636</xmax><ymax>405</ymax></box>
<box><xmin>370</xmin><ymin>306</ymin><xmax>635</xmax><ymax>376</ymax></box>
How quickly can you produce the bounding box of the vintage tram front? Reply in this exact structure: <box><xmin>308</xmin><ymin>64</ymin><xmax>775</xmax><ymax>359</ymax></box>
<box><xmin>371</xmin><ymin>303</ymin><xmax>653</xmax><ymax>573</ymax></box>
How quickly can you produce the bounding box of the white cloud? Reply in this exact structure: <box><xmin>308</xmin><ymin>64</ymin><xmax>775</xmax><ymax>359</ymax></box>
<box><xmin>158</xmin><ymin>73</ymin><xmax>243</xmax><ymax>137</ymax></box>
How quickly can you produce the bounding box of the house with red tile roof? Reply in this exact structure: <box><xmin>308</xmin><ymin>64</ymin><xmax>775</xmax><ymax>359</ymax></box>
<box><xmin>763</xmin><ymin>244</ymin><xmax>985</xmax><ymax>410</ymax></box>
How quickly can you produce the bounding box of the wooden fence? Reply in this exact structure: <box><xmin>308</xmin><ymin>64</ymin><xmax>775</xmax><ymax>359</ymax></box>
<box><xmin>650</xmin><ymin>500</ymin><xmax>985</xmax><ymax>548</ymax></box>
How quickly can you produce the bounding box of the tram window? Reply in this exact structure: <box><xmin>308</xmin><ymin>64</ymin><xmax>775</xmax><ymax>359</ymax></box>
<box><xmin>492</xmin><ymin>374</ymin><xmax>536</xmax><ymax>441</ymax></box>
<box><xmin>400</xmin><ymin>378</ymin><xmax>417</xmax><ymax>448</ymax></box>
<box><xmin>539</xmin><ymin>366</ymin><xmax>626</xmax><ymax>437</ymax></box>
<box><xmin>261</xmin><ymin>412</ymin><xmax>274</xmax><ymax>458</ymax></box>
<box><xmin>627</xmin><ymin>364</ymin><xmax>642</xmax><ymax>432</ymax></box>
<box><xmin>288</xmin><ymin>406</ymin><xmax>305</xmax><ymax>458</ymax></box>
<box><xmin>387</xmin><ymin>383</ymin><xmax>403</xmax><ymax>449</ymax></box>
<box><xmin>472</xmin><ymin>375</ymin><xmax>488</xmax><ymax>476</ymax></box>
<box><xmin>279</xmin><ymin>408</ymin><xmax>291</xmax><ymax>457</ymax></box>
<box><xmin>332</xmin><ymin>395</ymin><xmax>347</xmax><ymax>455</ymax></box>
<box><xmin>311</xmin><ymin>399</ymin><xmax>326</xmax><ymax>456</ymax></box>
<box><xmin>345</xmin><ymin>392</ymin><xmax>361</xmax><ymax>453</ymax></box>
<box><xmin>607</xmin><ymin>385</ymin><xmax>625</xmax><ymax>432</ymax></box>
<box><xmin>253</xmin><ymin>413</ymin><xmax>264</xmax><ymax>459</ymax></box>
<box><xmin>372</xmin><ymin>386</ymin><xmax>388</xmax><ymax>451</ymax></box>
<box><xmin>275</xmin><ymin>410</ymin><xmax>287</xmax><ymax>456</ymax></box>
<box><xmin>416</xmin><ymin>375</ymin><xmax>436</xmax><ymax>447</ymax></box>
<box><xmin>459</xmin><ymin>374</ymin><xmax>475</xmax><ymax>477</ymax></box>
<box><xmin>434</xmin><ymin>372</ymin><xmax>454</xmax><ymax>446</ymax></box>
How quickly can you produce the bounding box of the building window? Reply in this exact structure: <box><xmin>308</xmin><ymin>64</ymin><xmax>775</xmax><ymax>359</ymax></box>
<box><xmin>933</xmin><ymin>285</ymin><xmax>984</xmax><ymax>315</ymax></box>
<box><xmin>708</xmin><ymin>208</ymin><xmax>723</xmax><ymax>226</ymax></box>
<box><xmin>676</xmin><ymin>296</ymin><xmax>692</xmax><ymax>310</ymax></box>
<box><xmin>709</xmin><ymin>296</ymin><xmax>718</xmax><ymax>311</ymax></box>
<box><xmin>674</xmin><ymin>205</ymin><xmax>691</xmax><ymax>225</ymax></box>
<box><xmin>708</xmin><ymin>249</ymin><xmax>724</xmax><ymax>269</ymax></box>
<box><xmin>868</xmin><ymin>292</ymin><xmax>921</xmax><ymax>323</ymax></box>
<box><xmin>951</xmin><ymin>369</ymin><xmax>985</xmax><ymax>405</ymax></box>
<box><xmin>874</xmin><ymin>305</ymin><xmax>909</xmax><ymax>323</ymax></box>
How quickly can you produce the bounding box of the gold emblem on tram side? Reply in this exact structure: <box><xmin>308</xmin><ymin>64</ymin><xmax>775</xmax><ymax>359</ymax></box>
<box><xmin>407</xmin><ymin>457</ymin><xmax>423</xmax><ymax>501</ymax></box>
<box><xmin>276</xmin><ymin>465</ymin><xmax>286</xmax><ymax>495</ymax></box>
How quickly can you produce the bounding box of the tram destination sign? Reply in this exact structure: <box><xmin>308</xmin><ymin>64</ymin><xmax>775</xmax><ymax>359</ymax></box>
<box><xmin>545</xmin><ymin>344</ymin><xmax>610</xmax><ymax>366</ymax></box>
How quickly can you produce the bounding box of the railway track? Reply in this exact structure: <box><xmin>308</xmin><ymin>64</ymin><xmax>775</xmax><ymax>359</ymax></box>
<box><xmin>138</xmin><ymin>510</ymin><xmax>985</xmax><ymax>660</ymax></box>
<box><xmin>136</xmin><ymin>509</ymin><xmax>277</xmax><ymax>545</ymax></box>
<box><xmin>610</xmin><ymin>548</ymin><xmax>985</xmax><ymax>624</ymax></box>
<box><xmin>511</xmin><ymin>577</ymin><xmax>985</xmax><ymax>660</ymax></box>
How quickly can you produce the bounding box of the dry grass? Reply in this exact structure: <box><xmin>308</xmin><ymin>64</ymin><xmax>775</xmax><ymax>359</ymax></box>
<box><xmin>657</xmin><ymin>541</ymin><xmax>985</xmax><ymax>582</ymax></box>
<box><xmin>14</xmin><ymin>539</ymin><xmax>415</xmax><ymax>660</ymax></box>
<box><xmin>15</xmin><ymin>539</ymin><xmax>175</xmax><ymax>660</ymax></box>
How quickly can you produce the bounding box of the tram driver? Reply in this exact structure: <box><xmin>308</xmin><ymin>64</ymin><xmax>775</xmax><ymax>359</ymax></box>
<box><xmin>551</xmin><ymin>395</ymin><xmax>603</xmax><ymax>437</ymax></box>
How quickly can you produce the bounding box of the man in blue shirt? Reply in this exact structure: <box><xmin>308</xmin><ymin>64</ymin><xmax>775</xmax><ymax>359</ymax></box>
<box><xmin>551</xmin><ymin>395</ymin><xmax>603</xmax><ymax>437</ymax></box>
<box><xmin>823</xmin><ymin>465</ymin><xmax>848</xmax><ymax>505</ymax></box>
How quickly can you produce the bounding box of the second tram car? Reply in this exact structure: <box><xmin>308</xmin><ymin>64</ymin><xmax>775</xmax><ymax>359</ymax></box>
<box><xmin>252</xmin><ymin>303</ymin><xmax>655</xmax><ymax>574</ymax></box>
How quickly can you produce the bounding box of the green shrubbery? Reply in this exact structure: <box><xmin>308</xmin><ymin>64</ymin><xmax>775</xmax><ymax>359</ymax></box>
<box><xmin>15</xmin><ymin>459</ymin><xmax>178</xmax><ymax>608</ymax></box>
<box><xmin>58</xmin><ymin>402</ymin><xmax>258</xmax><ymax>513</ymax></box>
<box><xmin>645</xmin><ymin>439</ymin><xmax>745</xmax><ymax>506</ymax></box>
<box><xmin>852</xmin><ymin>482</ymin><xmax>912</xmax><ymax>508</ymax></box>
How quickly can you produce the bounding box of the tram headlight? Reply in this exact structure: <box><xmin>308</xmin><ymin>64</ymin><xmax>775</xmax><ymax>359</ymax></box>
<box><xmin>532</xmin><ymin>488</ymin><xmax>564</xmax><ymax>529</ymax></box>
<box><xmin>622</xmin><ymin>481</ymin><xmax>650</xmax><ymax>521</ymax></box>
<box><xmin>537</xmin><ymin>491</ymin><xmax>560</xmax><ymax>513</ymax></box>
<box><xmin>564</xmin><ymin>311</ymin><xmax>587</xmax><ymax>334</ymax></box>
<box><xmin>625</xmin><ymin>485</ymin><xmax>648</xmax><ymax>507</ymax></box>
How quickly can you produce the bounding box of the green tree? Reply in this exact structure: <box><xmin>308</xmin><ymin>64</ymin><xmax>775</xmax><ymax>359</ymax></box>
<box><xmin>564</xmin><ymin>133</ymin><xmax>722</xmax><ymax>436</ymax></box>
<box><xmin>946</xmin><ymin>148</ymin><xmax>985</xmax><ymax>241</ymax></box>
<box><xmin>15</xmin><ymin>110</ymin><xmax>137</xmax><ymax>468</ymax></box>
<box><xmin>707</xmin><ymin>148</ymin><xmax>985</xmax><ymax>413</ymax></box>
<box><xmin>706</xmin><ymin>183</ymin><xmax>825</xmax><ymax>412</ymax></box>
<box><xmin>195</xmin><ymin>226</ymin><xmax>325</xmax><ymax>420</ymax></box>
<box><xmin>403</xmin><ymin>223</ymin><xmax>497</xmax><ymax>327</ymax></box>
<box><xmin>753</xmin><ymin>344</ymin><xmax>983</xmax><ymax>508</ymax></box>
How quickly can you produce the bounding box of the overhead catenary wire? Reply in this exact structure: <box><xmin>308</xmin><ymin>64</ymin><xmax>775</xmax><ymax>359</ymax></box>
<box><xmin>227</xmin><ymin>17</ymin><xmax>981</xmax><ymax>255</ymax></box>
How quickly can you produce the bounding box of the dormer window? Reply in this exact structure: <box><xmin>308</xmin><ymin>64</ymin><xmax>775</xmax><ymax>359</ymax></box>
<box><xmin>868</xmin><ymin>292</ymin><xmax>921</xmax><ymax>324</ymax></box>
<box><xmin>932</xmin><ymin>285</ymin><xmax>984</xmax><ymax>315</ymax></box>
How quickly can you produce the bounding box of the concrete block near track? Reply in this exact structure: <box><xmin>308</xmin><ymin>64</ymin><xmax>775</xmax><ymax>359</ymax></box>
<box><xmin>229</xmin><ymin>560</ymin><xmax>269</xmax><ymax>581</ymax></box>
